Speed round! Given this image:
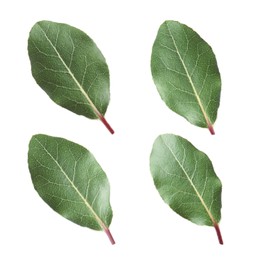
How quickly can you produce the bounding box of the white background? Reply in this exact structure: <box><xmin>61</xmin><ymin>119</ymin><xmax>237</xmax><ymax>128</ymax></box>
<box><xmin>1</xmin><ymin>0</ymin><xmax>259</xmax><ymax>259</ymax></box>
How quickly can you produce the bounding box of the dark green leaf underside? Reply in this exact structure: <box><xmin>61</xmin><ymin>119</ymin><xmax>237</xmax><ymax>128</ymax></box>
<box><xmin>28</xmin><ymin>134</ymin><xmax>112</xmax><ymax>231</ymax></box>
<box><xmin>28</xmin><ymin>20</ymin><xmax>110</xmax><ymax>120</ymax></box>
<box><xmin>151</xmin><ymin>20</ymin><xmax>221</xmax><ymax>132</ymax></box>
<box><xmin>150</xmin><ymin>134</ymin><xmax>222</xmax><ymax>226</ymax></box>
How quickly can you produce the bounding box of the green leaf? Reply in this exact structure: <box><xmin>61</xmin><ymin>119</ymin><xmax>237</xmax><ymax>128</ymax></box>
<box><xmin>150</xmin><ymin>134</ymin><xmax>223</xmax><ymax>244</ymax></box>
<box><xmin>28</xmin><ymin>21</ymin><xmax>114</xmax><ymax>134</ymax></box>
<box><xmin>151</xmin><ymin>20</ymin><xmax>221</xmax><ymax>134</ymax></box>
<box><xmin>28</xmin><ymin>134</ymin><xmax>115</xmax><ymax>244</ymax></box>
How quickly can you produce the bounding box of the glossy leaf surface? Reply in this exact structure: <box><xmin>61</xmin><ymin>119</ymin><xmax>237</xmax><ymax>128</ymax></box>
<box><xmin>151</xmin><ymin>21</ymin><xmax>221</xmax><ymax>134</ymax></box>
<box><xmin>28</xmin><ymin>21</ymin><xmax>114</xmax><ymax>133</ymax></box>
<box><xmin>28</xmin><ymin>134</ymin><xmax>115</xmax><ymax>244</ymax></box>
<box><xmin>150</xmin><ymin>134</ymin><xmax>223</xmax><ymax>244</ymax></box>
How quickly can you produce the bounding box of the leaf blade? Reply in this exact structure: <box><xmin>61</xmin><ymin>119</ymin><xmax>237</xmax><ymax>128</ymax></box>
<box><xmin>150</xmin><ymin>134</ymin><xmax>223</xmax><ymax>243</ymax></box>
<box><xmin>28</xmin><ymin>21</ymin><xmax>114</xmax><ymax>133</ymax></box>
<box><xmin>151</xmin><ymin>20</ymin><xmax>221</xmax><ymax>134</ymax></box>
<box><xmin>28</xmin><ymin>134</ymin><xmax>115</xmax><ymax>243</ymax></box>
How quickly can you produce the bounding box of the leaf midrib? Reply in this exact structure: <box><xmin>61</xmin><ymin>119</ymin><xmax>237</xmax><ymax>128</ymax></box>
<box><xmin>35</xmin><ymin>137</ymin><xmax>107</xmax><ymax>230</ymax></box>
<box><xmin>165</xmin><ymin>22</ymin><xmax>212</xmax><ymax>127</ymax></box>
<box><xmin>37</xmin><ymin>23</ymin><xmax>102</xmax><ymax>118</ymax></box>
<box><xmin>161</xmin><ymin>136</ymin><xmax>217</xmax><ymax>225</ymax></box>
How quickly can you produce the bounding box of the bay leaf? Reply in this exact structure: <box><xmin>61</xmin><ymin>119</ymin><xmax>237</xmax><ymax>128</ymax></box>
<box><xmin>150</xmin><ymin>134</ymin><xmax>223</xmax><ymax>244</ymax></box>
<box><xmin>28</xmin><ymin>134</ymin><xmax>115</xmax><ymax>244</ymax></box>
<box><xmin>151</xmin><ymin>20</ymin><xmax>221</xmax><ymax>134</ymax></box>
<box><xmin>28</xmin><ymin>21</ymin><xmax>114</xmax><ymax>134</ymax></box>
